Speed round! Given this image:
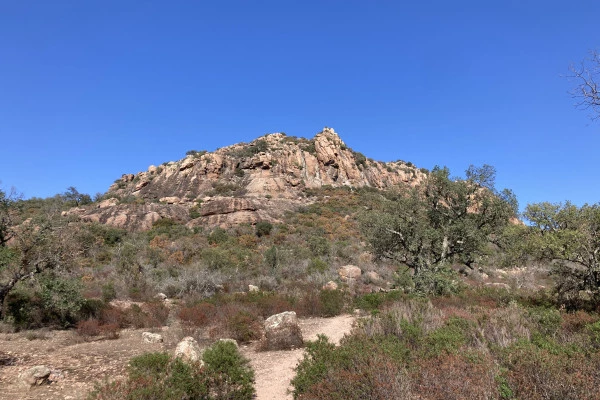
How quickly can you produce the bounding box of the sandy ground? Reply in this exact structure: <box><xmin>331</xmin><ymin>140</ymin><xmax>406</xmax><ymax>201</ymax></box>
<box><xmin>242</xmin><ymin>314</ymin><xmax>355</xmax><ymax>400</ymax></box>
<box><xmin>0</xmin><ymin>314</ymin><xmax>355</xmax><ymax>400</ymax></box>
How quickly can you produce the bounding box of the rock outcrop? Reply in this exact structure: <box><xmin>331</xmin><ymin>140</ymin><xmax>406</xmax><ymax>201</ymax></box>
<box><xmin>64</xmin><ymin>128</ymin><xmax>426</xmax><ymax>230</ymax></box>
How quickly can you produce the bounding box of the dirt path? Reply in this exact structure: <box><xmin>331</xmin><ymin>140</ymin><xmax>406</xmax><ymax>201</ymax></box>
<box><xmin>242</xmin><ymin>314</ymin><xmax>355</xmax><ymax>400</ymax></box>
<box><xmin>0</xmin><ymin>314</ymin><xmax>355</xmax><ymax>400</ymax></box>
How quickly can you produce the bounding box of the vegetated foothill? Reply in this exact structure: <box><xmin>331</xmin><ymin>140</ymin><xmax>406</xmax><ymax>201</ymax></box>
<box><xmin>1</xmin><ymin>127</ymin><xmax>600</xmax><ymax>399</ymax></box>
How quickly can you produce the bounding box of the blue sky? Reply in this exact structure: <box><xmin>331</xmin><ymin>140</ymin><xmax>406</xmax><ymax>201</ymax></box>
<box><xmin>1</xmin><ymin>1</ymin><xmax>599</xmax><ymax>211</ymax></box>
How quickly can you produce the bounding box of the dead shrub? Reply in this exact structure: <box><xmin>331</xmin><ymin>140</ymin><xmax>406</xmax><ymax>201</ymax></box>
<box><xmin>99</xmin><ymin>323</ymin><xmax>120</xmax><ymax>340</ymax></box>
<box><xmin>77</xmin><ymin>319</ymin><xmax>101</xmax><ymax>337</ymax></box>
<box><xmin>502</xmin><ymin>344</ymin><xmax>600</xmax><ymax>400</ymax></box>
<box><xmin>177</xmin><ymin>302</ymin><xmax>217</xmax><ymax>327</ymax></box>
<box><xmin>99</xmin><ymin>306</ymin><xmax>127</xmax><ymax>328</ymax></box>
<box><xmin>77</xmin><ymin>319</ymin><xmax>120</xmax><ymax>340</ymax></box>
<box><xmin>477</xmin><ymin>303</ymin><xmax>531</xmax><ymax>348</ymax></box>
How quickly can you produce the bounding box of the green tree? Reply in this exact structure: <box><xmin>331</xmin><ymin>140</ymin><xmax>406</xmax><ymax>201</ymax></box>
<box><xmin>361</xmin><ymin>165</ymin><xmax>516</xmax><ymax>293</ymax></box>
<box><xmin>63</xmin><ymin>186</ymin><xmax>92</xmax><ymax>207</ymax></box>
<box><xmin>0</xmin><ymin>208</ymin><xmax>76</xmax><ymax>317</ymax></box>
<box><xmin>0</xmin><ymin>187</ymin><xmax>21</xmax><ymax>247</ymax></box>
<box><xmin>523</xmin><ymin>201</ymin><xmax>600</xmax><ymax>306</ymax></box>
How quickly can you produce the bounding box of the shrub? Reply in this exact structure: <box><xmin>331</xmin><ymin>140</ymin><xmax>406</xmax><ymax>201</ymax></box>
<box><xmin>499</xmin><ymin>342</ymin><xmax>600</xmax><ymax>400</ymax></box>
<box><xmin>101</xmin><ymin>283</ymin><xmax>117</xmax><ymax>303</ymax></box>
<box><xmin>308</xmin><ymin>236</ymin><xmax>330</xmax><ymax>257</ymax></box>
<box><xmin>226</xmin><ymin>310</ymin><xmax>263</xmax><ymax>343</ymax></box>
<box><xmin>178</xmin><ymin>302</ymin><xmax>217</xmax><ymax>327</ymax></box>
<box><xmin>255</xmin><ymin>221</ymin><xmax>273</xmax><ymax>237</ymax></box>
<box><xmin>89</xmin><ymin>342</ymin><xmax>255</xmax><ymax>400</ymax></box>
<box><xmin>291</xmin><ymin>334</ymin><xmax>411</xmax><ymax>400</ymax></box>
<box><xmin>207</xmin><ymin>228</ymin><xmax>229</xmax><ymax>245</ymax></box>
<box><xmin>413</xmin><ymin>353</ymin><xmax>499</xmax><ymax>400</ymax></box>
<box><xmin>307</xmin><ymin>258</ymin><xmax>328</xmax><ymax>274</ymax></box>
<box><xmin>319</xmin><ymin>289</ymin><xmax>345</xmax><ymax>317</ymax></box>
<box><xmin>202</xmin><ymin>340</ymin><xmax>256</xmax><ymax>399</ymax></box>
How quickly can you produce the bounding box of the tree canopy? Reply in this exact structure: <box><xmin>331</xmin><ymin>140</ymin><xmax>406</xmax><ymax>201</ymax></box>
<box><xmin>361</xmin><ymin>165</ymin><xmax>517</xmax><ymax>293</ymax></box>
<box><xmin>523</xmin><ymin>201</ymin><xmax>600</xmax><ymax>307</ymax></box>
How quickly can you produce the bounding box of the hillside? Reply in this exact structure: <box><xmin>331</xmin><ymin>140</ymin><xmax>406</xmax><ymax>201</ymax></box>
<box><xmin>65</xmin><ymin>128</ymin><xmax>426</xmax><ymax>230</ymax></box>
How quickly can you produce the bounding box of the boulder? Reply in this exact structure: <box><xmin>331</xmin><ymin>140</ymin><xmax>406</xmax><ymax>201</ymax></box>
<box><xmin>19</xmin><ymin>365</ymin><xmax>51</xmax><ymax>387</ymax></box>
<box><xmin>365</xmin><ymin>271</ymin><xmax>381</xmax><ymax>283</ymax></box>
<box><xmin>175</xmin><ymin>337</ymin><xmax>203</xmax><ymax>363</ymax></box>
<box><xmin>155</xmin><ymin>292</ymin><xmax>168</xmax><ymax>301</ymax></box>
<box><xmin>322</xmin><ymin>281</ymin><xmax>338</xmax><ymax>291</ymax></box>
<box><xmin>338</xmin><ymin>265</ymin><xmax>362</xmax><ymax>281</ymax></box>
<box><xmin>142</xmin><ymin>332</ymin><xmax>164</xmax><ymax>343</ymax></box>
<box><xmin>263</xmin><ymin>311</ymin><xmax>303</xmax><ymax>350</ymax></box>
<box><xmin>248</xmin><ymin>284</ymin><xmax>260</xmax><ymax>292</ymax></box>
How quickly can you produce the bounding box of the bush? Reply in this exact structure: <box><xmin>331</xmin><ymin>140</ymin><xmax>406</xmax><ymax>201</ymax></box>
<box><xmin>202</xmin><ymin>340</ymin><xmax>256</xmax><ymax>399</ymax></box>
<box><xmin>319</xmin><ymin>289</ymin><xmax>345</xmax><ymax>317</ymax></box>
<box><xmin>226</xmin><ymin>310</ymin><xmax>262</xmax><ymax>343</ymax></box>
<box><xmin>291</xmin><ymin>334</ymin><xmax>411</xmax><ymax>400</ymax></box>
<box><xmin>178</xmin><ymin>302</ymin><xmax>217</xmax><ymax>327</ymax></box>
<box><xmin>255</xmin><ymin>221</ymin><xmax>273</xmax><ymax>237</ymax></box>
<box><xmin>89</xmin><ymin>342</ymin><xmax>255</xmax><ymax>400</ymax></box>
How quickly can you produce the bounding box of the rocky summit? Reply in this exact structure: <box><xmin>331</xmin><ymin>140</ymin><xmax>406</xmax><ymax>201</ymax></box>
<box><xmin>67</xmin><ymin>127</ymin><xmax>426</xmax><ymax>230</ymax></box>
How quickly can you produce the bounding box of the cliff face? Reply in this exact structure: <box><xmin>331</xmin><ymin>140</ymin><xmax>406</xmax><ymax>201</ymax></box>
<box><xmin>72</xmin><ymin>128</ymin><xmax>426</xmax><ymax>230</ymax></box>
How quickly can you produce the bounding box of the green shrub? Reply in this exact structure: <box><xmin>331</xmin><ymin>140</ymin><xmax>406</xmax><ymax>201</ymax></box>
<box><xmin>255</xmin><ymin>221</ymin><xmax>273</xmax><ymax>237</ymax></box>
<box><xmin>352</xmin><ymin>151</ymin><xmax>367</xmax><ymax>168</ymax></box>
<box><xmin>424</xmin><ymin>317</ymin><xmax>470</xmax><ymax>357</ymax></box>
<box><xmin>319</xmin><ymin>289</ymin><xmax>345</xmax><ymax>317</ymax></box>
<box><xmin>102</xmin><ymin>283</ymin><xmax>117</xmax><ymax>303</ymax></box>
<box><xmin>202</xmin><ymin>340</ymin><xmax>256</xmax><ymax>399</ymax></box>
<box><xmin>291</xmin><ymin>334</ymin><xmax>411</xmax><ymax>399</ymax></box>
<box><xmin>308</xmin><ymin>236</ymin><xmax>330</xmax><ymax>257</ymax></box>
<box><xmin>189</xmin><ymin>206</ymin><xmax>201</xmax><ymax>219</ymax></box>
<box><xmin>307</xmin><ymin>258</ymin><xmax>328</xmax><ymax>274</ymax></box>
<box><xmin>89</xmin><ymin>342</ymin><xmax>255</xmax><ymax>400</ymax></box>
<box><xmin>207</xmin><ymin>228</ymin><xmax>229</xmax><ymax>245</ymax></box>
<box><xmin>148</xmin><ymin>218</ymin><xmax>189</xmax><ymax>239</ymax></box>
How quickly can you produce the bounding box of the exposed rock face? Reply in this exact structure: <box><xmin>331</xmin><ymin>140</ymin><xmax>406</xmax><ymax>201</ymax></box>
<box><xmin>262</xmin><ymin>311</ymin><xmax>303</xmax><ymax>350</ymax></box>
<box><xmin>75</xmin><ymin>203</ymin><xmax>189</xmax><ymax>231</ymax></box>
<box><xmin>66</xmin><ymin>128</ymin><xmax>426</xmax><ymax>231</ymax></box>
<box><xmin>175</xmin><ymin>337</ymin><xmax>203</xmax><ymax>363</ymax></box>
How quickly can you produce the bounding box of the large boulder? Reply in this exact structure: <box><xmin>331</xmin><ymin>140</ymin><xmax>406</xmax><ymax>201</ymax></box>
<box><xmin>175</xmin><ymin>337</ymin><xmax>202</xmax><ymax>363</ymax></box>
<box><xmin>262</xmin><ymin>311</ymin><xmax>303</xmax><ymax>351</ymax></box>
<box><xmin>19</xmin><ymin>365</ymin><xmax>51</xmax><ymax>387</ymax></box>
<box><xmin>142</xmin><ymin>332</ymin><xmax>164</xmax><ymax>344</ymax></box>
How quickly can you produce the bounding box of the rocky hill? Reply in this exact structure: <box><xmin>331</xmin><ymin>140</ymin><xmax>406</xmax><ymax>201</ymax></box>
<box><xmin>67</xmin><ymin>128</ymin><xmax>426</xmax><ymax>230</ymax></box>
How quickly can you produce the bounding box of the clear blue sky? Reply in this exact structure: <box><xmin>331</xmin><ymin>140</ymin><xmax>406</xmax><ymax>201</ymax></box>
<box><xmin>1</xmin><ymin>1</ymin><xmax>599</xmax><ymax>211</ymax></box>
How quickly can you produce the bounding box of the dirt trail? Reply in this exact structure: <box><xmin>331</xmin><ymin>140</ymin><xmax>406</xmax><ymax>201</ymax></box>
<box><xmin>242</xmin><ymin>314</ymin><xmax>355</xmax><ymax>400</ymax></box>
<box><xmin>0</xmin><ymin>314</ymin><xmax>355</xmax><ymax>400</ymax></box>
